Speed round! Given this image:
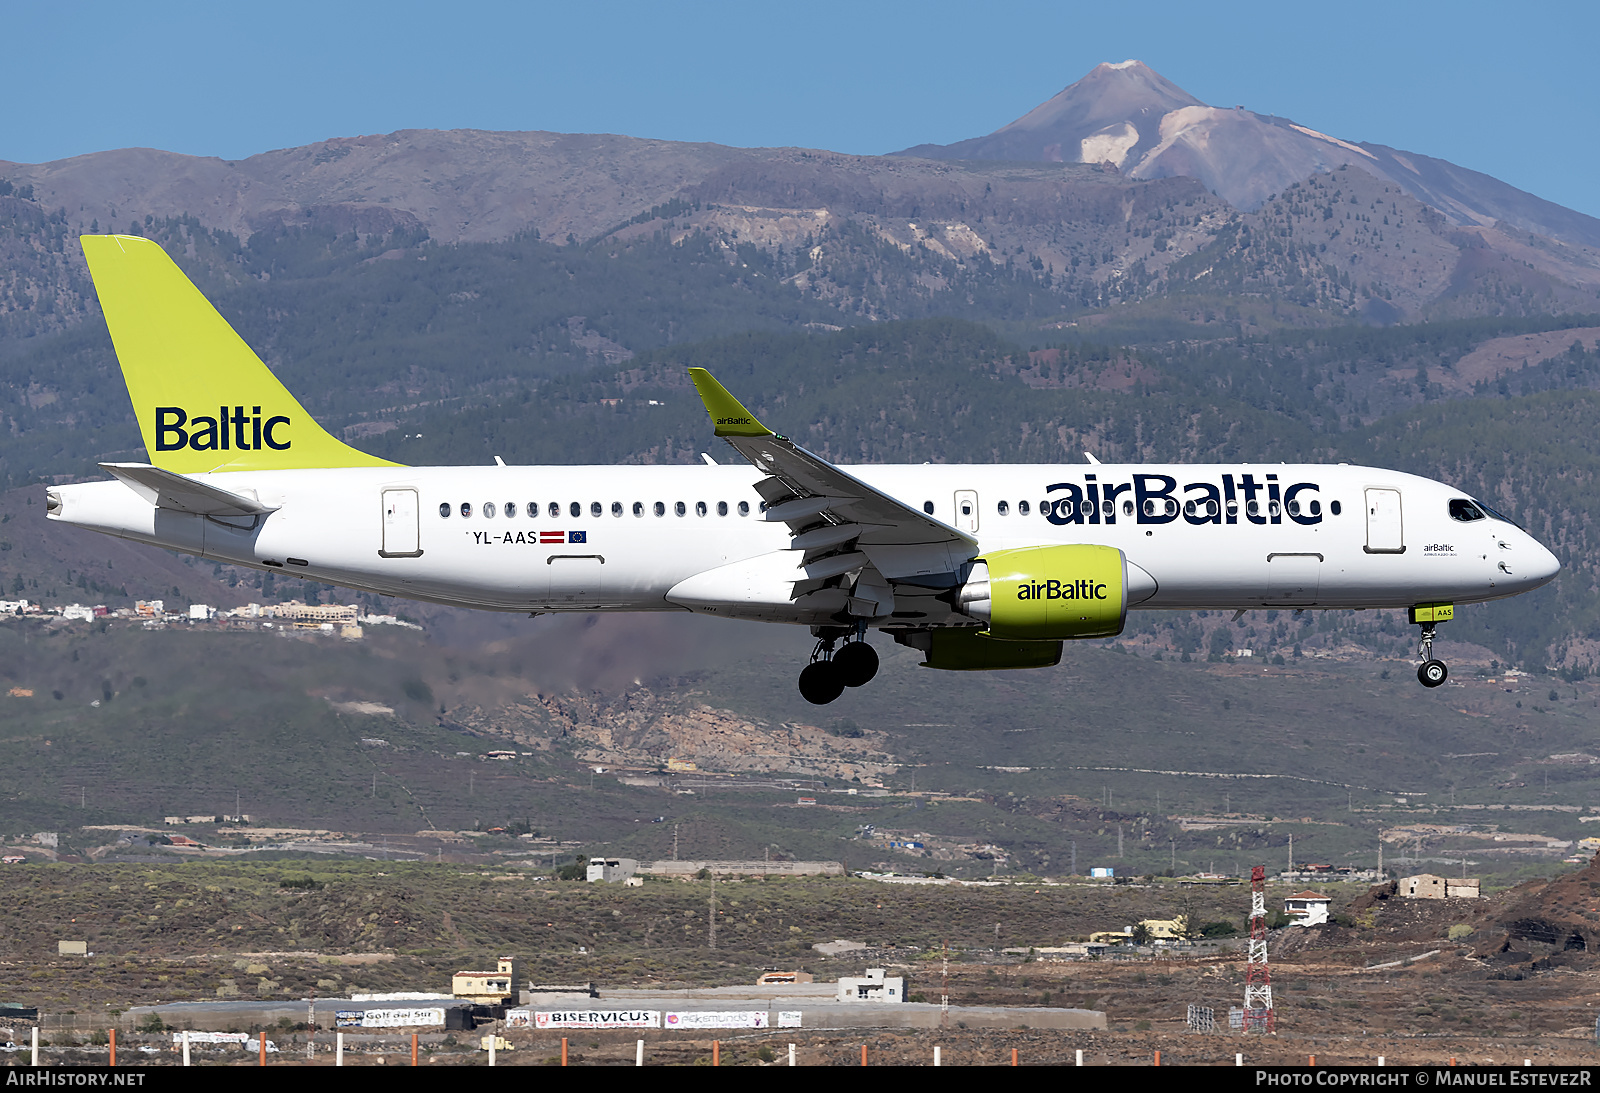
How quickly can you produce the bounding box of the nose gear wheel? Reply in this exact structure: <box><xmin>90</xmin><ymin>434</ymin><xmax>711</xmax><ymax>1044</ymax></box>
<box><xmin>1415</xmin><ymin>622</ymin><xmax>1448</xmax><ymax>689</ymax></box>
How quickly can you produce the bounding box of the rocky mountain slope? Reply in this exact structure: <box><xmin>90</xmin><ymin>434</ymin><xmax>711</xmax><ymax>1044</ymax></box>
<box><xmin>5</xmin><ymin>61</ymin><xmax>1600</xmax><ymax>332</ymax></box>
<box><xmin>900</xmin><ymin>60</ymin><xmax>1600</xmax><ymax>251</ymax></box>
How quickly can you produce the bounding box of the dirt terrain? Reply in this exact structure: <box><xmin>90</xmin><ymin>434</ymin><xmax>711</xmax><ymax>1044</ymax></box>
<box><xmin>8</xmin><ymin>859</ymin><xmax>1600</xmax><ymax>1065</ymax></box>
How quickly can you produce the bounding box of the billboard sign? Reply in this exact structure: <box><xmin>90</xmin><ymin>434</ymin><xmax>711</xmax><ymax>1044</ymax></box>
<box><xmin>663</xmin><ymin>1010</ymin><xmax>769</xmax><ymax>1029</ymax></box>
<box><xmin>335</xmin><ymin>1007</ymin><xmax>445</xmax><ymax>1028</ymax></box>
<box><xmin>534</xmin><ymin>1010</ymin><xmax>660</xmax><ymax>1029</ymax></box>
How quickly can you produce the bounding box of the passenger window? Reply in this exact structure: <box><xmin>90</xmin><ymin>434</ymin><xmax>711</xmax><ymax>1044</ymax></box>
<box><xmin>1309</xmin><ymin>500</ymin><xmax>1321</xmax><ymax>517</ymax></box>
<box><xmin>505</xmin><ymin>502</ymin><xmax>518</xmax><ymax>518</ymax></box>
<box><xmin>1449</xmin><ymin>499</ymin><xmax>1486</xmax><ymax>522</ymax></box>
<box><xmin>1080</xmin><ymin>500</ymin><xmax>1094</xmax><ymax>516</ymax></box>
<box><xmin>1246</xmin><ymin>499</ymin><xmax>1260</xmax><ymax>517</ymax></box>
<box><xmin>548</xmin><ymin>502</ymin><xmax>559</xmax><ymax>519</ymax></box>
<box><xmin>612</xmin><ymin>501</ymin><xmax>623</xmax><ymax>517</ymax></box>
<box><xmin>1287</xmin><ymin>499</ymin><xmax>1301</xmax><ymax>517</ymax></box>
<box><xmin>439</xmin><ymin>502</ymin><xmax>451</xmax><ymax>518</ymax></box>
<box><xmin>633</xmin><ymin>502</ymin><xmax>644</xmax><ymax>517</ymax></box>
<box><xmin>1330</xmin><ymin>500</ymin><xmax>1342</xmax><ymax>516</ymax></box>
<box><xmin>717</xmin><ymin>501</ymin><xmax>728</xmax><ymax>516</ymax></box>
<box><xmin>1206</xmin><ymin>499</ymin><xmax>1218</xmax><ymax>517</ymax></box>
<box><xmin>590</xmin><ymin>501</ymin><xmax>602</xmax><ymax>517</ymax></box>
<box><xmin>696</xmin><ymin>501</ymin><xmax>707</xmax><ymax>517</ymax></box>
<box><xmin>737</xmin><ymin>501</ymin><xmax>750</xmax><ymax>516</ymax></box>
<box><xmin>653</xmin><ymin>502</ymin><xmax>665</xmax><ymax>517</ymax></box>
<box><xmin>483</xmin><ymin>502</ymin><xmax>497</xmax><ymax>518</ymax></box>
<box><xmin>1142</xmin><ymin>499</ymin><xmax>1156</xmax><ymax>516</ymax></box>
<box><xmin>1101</xmin><ymin>500</ymin><xmax>1113</xmax><ymax>517</ymax></box>
<box><xmin>1226</xmin><ymin>500</ymin><xmax>1239</xmax><ymax>519</ymax></box>
<box><xmin>1268</xmin><ymin>500</ymin><xmax>1280</xmax><ymax>518</ymax></box>
<box><xmin>675</xmin><ymin>502</ymin><xmax>687</xmax><ymax>517</ymax></box>
<box><xmin>1124</xmin><ymin>500</ymin><xmax>1136</xmax><ymax>517</ymax></box>
<box><xmin>1184</xmin><ymin>500</ymin><xmax>1197</xmax><ymax>517</ymax></box>
<box><xmin>570</xmin><ymin>502</ymin><xmax>581</xmax><ymax>518</ymax></box>
<box><xmin>1018</xmin><ymin>501</ymin><xmax>1030</xmax><ymax>516</ymax></box>
<box><xmin>997</xmin><ymin>500</ymin><xmax>1009</xmax><ymax>516</ymax></box>
<box><xmin>923</xmin><ymin>501</ymin><xmax>934</xmax><ymax>514</ymax></box>
<box><xmin>460</xmin><ymin>502</ymin><xmax>472</xmax><ymax>518</ymax></box>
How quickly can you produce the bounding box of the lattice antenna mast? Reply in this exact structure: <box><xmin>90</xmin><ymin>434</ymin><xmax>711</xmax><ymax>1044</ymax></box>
<box><xmin>1244</xmin><ymin>865</ymin><xmax>1275</xmax><ymax>1032</ymax></box>
<box><xmin>940</xmin><ymin>938</ymin><xmax>950</xmax><ymax>1028</ymax></box>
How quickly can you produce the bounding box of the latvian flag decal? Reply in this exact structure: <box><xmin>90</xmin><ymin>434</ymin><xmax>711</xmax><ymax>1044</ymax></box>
<box><xmin>539</xmin><ymin>531</ymin><xmax>565</xmax><ymax>544</ymax></box>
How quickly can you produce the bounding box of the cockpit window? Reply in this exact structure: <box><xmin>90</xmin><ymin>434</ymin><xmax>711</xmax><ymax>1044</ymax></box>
<box><xmin>1449</xmin><ymin>499</ymin><xmax>1486</xmax><ymax>522</ymax></box>
<box><xmin>1471</xmin><ymin>497</ymin><xmax>1525</xmax><ymax>530</ymax></box>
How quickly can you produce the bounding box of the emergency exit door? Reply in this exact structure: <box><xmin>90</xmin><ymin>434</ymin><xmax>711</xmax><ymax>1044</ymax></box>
<box><xmin>954</xmin><ymin>490</ymin><xmax>979</xmax><ymax>533</ymax></box>
<box><xmin>1364</xmin><ymin>488</ymin><xmax>1405</xmax><ymax>554</ymax></box>
<box><xmin>380</xmin><ymin>488</ymin><xmax>423</xmax><ymax>557</ymax></box>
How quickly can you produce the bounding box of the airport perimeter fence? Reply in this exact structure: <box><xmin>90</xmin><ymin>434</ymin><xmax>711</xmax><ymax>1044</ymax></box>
<box><xmin>2</xmin><ymin>1026</ymin><xmax>1562</xmax><ymax>1067</ymax></box>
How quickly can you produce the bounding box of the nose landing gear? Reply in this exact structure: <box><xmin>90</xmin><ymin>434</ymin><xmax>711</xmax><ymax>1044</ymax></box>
<box><xmin>797</xmin><ymin>630</ymin><xmax>880</xmax><ymax>705</ymax></box>
<box><xmin>1410</xmin><ymin>603</ymin><xmax>1454</xmax><ymax>689</ymax></box>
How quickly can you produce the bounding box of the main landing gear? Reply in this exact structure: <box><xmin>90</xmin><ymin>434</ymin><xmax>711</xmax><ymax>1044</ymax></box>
<box><xmin>797</xmin><ymin>629</ymin><xmax>880</xmax><ymax>705</ymax></box>
<box><xmin>1415</xmin><ymin>619</ymin><xmax>1448</xmax><ymax>689</ymax></box>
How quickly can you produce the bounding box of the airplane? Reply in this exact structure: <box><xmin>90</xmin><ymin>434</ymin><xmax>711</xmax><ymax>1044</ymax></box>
<box><xmin>47</xmin><ymin>234</ymin><xmax>1561</xmax><ymax>704</ymax></box>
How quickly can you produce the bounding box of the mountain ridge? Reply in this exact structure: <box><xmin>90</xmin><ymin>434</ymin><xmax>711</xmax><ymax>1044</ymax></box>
<box><xmin>896</xmin><ymin>60</ymin><xmax>1600</xmax><ymax>251</ymax></box>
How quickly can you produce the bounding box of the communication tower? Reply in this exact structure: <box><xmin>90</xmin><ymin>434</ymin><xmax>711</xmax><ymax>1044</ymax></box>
<box><xmin>1244</xmin><ymin>864</ymin><xmax>1275</xmax><ymax>1032</ymax></box>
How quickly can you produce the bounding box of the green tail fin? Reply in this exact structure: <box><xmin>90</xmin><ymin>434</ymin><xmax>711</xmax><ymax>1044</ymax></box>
<box><xmin>81</xmin><ymin>234</ymin><xmax>399</xmax><ymax>473</ymax></box>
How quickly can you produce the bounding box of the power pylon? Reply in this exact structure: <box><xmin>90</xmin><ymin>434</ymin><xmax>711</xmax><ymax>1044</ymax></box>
<box><xmin>1244</xmin><ymin>864</ymin><xmax>1275</xmax><ymax>1032</ymax></box>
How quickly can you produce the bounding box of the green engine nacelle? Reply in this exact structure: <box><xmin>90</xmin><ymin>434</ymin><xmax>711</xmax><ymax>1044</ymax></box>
<box><xmin>895</xmin><ymin>627</ymin><xmax>1063</xmax><ymax>670</ymax></box>
<box><xmin>957</xmin><ymin>543</ymin><xmax>1129</xmax><ymax>641</ymax></box>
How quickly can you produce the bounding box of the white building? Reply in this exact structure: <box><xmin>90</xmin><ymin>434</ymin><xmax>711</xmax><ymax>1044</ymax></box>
<box><xmin>1283</xmin><ymin>890</ymin><xmax>1331</xmax><ymax>926</ymax></box>
<box><xmin>586</xmin><ymin>857</ymin><xmax>639</xmax><ymax>883</ymax></box>
<box><xmin>188</xmin><ymin>604</ymin><xmax>215</xmax><ymax>620</ymax></box>
<box><xmin>836</xmin><ymin>968</ymin><xmax>904</xmax><ymax>1003</ymax></box>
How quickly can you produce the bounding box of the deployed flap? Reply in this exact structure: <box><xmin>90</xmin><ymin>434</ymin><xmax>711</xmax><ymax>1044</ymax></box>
<box><xmin>687</xmin><ymin>369</ymin><xmax>977</xmax><ymax>583</ymax></box>
<box><xmin>99</xmin><ymin>462</ymin><xmax>276</xmax><ymax>517</ymax></box>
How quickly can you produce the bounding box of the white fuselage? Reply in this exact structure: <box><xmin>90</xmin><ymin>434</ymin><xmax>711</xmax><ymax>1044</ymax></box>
<box><xmin>47</xmin><ymin>461</ymin><xmax>1560</xmax><ymax>626</ymax></box>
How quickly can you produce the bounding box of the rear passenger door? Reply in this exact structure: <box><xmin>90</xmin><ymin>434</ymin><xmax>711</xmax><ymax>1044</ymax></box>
<box><xmin>380</xmin><ymin>488</ymin><xmax>422</xmax><ymax>557</ymax></box>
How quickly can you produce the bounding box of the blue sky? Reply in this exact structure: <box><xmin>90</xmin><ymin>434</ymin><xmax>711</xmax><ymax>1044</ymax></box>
<box><xmin>7</xmin><ymin>0</ymin><xmax>1599</xmax><ymax>217</ymax></box>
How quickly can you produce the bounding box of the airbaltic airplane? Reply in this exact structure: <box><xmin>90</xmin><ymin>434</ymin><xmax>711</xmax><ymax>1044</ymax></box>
<box><xmin>48</xmin><ymin>235</ymin><xmax>1560</xmax><ymax>704</ymax></box>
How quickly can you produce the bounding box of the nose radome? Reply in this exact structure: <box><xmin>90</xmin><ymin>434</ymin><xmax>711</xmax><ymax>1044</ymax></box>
<box><xmin>1526</xmin><ymin>537</ymin><xmax>1561</xmax><ymax>587</ymax></box>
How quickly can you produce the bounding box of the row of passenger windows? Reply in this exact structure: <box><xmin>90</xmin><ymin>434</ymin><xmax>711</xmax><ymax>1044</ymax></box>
<box><xmin>441</xmin><ymin>500</ymin><xmax>752</xmax><ymax>519</ymax></box>
<box><xmin>979</xmin><ymin>498</ymin><xmax>1331</xmax><ymax>519</ymax></box>
<box><xmin>440</xmin><ymin>495</ymin><xmax>1339</xmax><ymax>522</ymax></box>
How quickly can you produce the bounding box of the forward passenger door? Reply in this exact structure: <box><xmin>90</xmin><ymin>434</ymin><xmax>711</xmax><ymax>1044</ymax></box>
<box><xmin>1364</xmin><ymin>488</ymin><xmax>1405</xmax><ymax>554</ymax></box>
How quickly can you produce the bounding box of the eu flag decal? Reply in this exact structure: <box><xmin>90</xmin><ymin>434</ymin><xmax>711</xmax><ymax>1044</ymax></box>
<box><xmin>568</xmin><ymin>530</ymin><xmax>587</xmax><ymax>544</ymax></box>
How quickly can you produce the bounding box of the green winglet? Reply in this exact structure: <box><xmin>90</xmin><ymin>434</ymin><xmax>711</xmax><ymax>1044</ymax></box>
<box><xmin>687</xmin><ymin>368</ymin><xmax>773</xmax><ymax>437</ymax></box>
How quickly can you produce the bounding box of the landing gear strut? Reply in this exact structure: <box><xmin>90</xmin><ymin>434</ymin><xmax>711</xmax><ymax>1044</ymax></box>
<box><xmin>1415</xmin><ymin>621</ymin><xmax>1448</xmax><ymax>688</ymax></box>
<box><xmin>797</xmin><ymin>629</ymin><xmax>880</xmax><ymax>705</ymax></box>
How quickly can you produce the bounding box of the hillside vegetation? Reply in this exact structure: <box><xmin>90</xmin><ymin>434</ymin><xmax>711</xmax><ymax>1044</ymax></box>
<box><xmin>3</xmin><ymin>210</ymin><xmax>1600</xmax><ymax>666</ymax></box>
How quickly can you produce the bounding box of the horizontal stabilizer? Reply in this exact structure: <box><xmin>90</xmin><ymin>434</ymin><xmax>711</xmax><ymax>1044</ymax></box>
<box><xmin>99</xmin><ymin>463</ymin><xmax>276</xmax><ymax>517</ymax></box>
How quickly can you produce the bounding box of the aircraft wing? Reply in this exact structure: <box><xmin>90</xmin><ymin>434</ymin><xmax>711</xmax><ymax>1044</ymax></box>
<box><xmin>100</xmin><ymin>462</ymin><xmax>277</xmax><ymax>517</ymax></box>
<box><xmin>687</xmin><ymin>369</ymin><xmax>977</xmax><ymax>593</ymax></box>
